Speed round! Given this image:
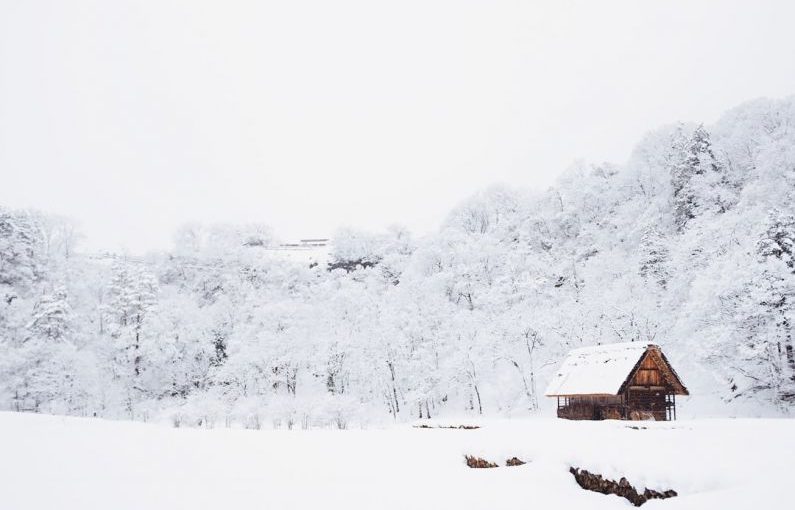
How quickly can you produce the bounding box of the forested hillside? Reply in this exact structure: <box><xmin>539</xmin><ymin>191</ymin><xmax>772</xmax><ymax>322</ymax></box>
<box><xmin>1</xmin><ymin>97</ymin><xmax>793</xmax><ymax>427</ymax></box>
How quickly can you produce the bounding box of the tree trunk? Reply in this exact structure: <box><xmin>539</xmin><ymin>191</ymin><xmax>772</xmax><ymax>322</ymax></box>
<box><xmin>133</xmin><ymin>329</ymin><xmax>141</xmax><ymax>377</ymax></box>
<box><xmin>387</xmin><ymin>361</ymin><xmax>399</xmax><ymax>414</ymax></box>
<box><xmin>473</xmin><ymin>384</ymin><xmax>483</xmax><ymax>415</ymax></box>
<box><xmin>512</xmin><ymin>360</ymin><xmax>534</xmax><ymax>410</ymax></box>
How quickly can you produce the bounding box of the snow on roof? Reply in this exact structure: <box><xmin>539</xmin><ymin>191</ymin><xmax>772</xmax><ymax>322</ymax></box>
<box><xmin>545</xmin><ymin>342</ymin><xmax>651</xmax><ymax>396</ymax></box>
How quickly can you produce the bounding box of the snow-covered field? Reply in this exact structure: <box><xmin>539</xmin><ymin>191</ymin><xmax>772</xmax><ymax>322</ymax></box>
<box><xmin>1</xmin><ymin>412</ymin><xmax>792</xmax><ymax>509</ymax></box>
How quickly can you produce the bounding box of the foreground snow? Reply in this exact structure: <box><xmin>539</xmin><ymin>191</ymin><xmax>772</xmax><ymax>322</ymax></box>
<box><xmin>1</xmin><ymin>412</ymin><xmax>792</xmax><ymax>509</ymax></box>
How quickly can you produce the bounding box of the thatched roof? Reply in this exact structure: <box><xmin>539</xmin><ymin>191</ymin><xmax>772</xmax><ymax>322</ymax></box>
<box><xmin>545</xmin><ymin>342</ymin><xmax>688</xmax><ymax>397</ymax></box>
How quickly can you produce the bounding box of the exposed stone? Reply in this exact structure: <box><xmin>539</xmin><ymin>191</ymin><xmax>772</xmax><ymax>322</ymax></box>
<box><xmin>569</xmin><ymin>467</ymin><xmax>677</xmax><ymax>507</ymax></box>
<box><xmin>465</xmin><ymin>455</ymin><xmax>498</xmax><ymax>468</ymax></box>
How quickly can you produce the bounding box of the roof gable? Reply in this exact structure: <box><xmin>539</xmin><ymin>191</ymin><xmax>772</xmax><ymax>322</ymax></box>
<box><xmin>619</xmin><ymin>346</ymin><xmax>689</xmax><ymax>395</ymax></box>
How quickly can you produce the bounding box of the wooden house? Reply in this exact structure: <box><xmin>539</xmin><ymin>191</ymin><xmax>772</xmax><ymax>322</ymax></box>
<box><xmin>545</xmin><ymin>342</ymin><xmax>688</xmax><ymax>421</ymax></box>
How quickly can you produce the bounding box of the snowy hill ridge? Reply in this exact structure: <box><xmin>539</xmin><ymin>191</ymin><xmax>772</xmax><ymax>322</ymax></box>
<box><xmin>1</xmin><ymin>96</ymin><xmax>794</xmax><ymax>425</ymax></box>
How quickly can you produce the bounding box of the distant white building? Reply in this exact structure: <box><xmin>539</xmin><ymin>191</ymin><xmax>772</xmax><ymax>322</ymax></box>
<box><xmin>267</xmin><ymin>238</ymin><xmax>331</xmax><ymax>266</ymax></box>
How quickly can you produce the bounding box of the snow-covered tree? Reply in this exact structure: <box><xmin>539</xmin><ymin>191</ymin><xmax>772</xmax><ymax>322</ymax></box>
<box><xmin>669</xmin><ymin>124</ymin><xmax>733</xmax><ymax>230</ymax></box>
<box><xmin>758</xmin><ymin>209</ymin><xmax>795</xmax><ymax>270</ymax></box>
<box><xmin>638</xmin><ymin>228</ymin><xmax>670</xmax><ymax>288</ymax></box>
<box><xmin>0</xmin><ymin>208</ymin><xmax>45</xmax><ymax>291</ymax></box>
<box><xmin>27</xmin><ymin>286</ymin><xmax>72</xmax><ymax>342</ymax></box>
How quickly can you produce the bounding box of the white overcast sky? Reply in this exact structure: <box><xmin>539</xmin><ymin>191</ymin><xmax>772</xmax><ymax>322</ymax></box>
<box><xmin>1</xmin><ymin>1</ymin><xmax>794</xmax><ymax>253</ymax></box>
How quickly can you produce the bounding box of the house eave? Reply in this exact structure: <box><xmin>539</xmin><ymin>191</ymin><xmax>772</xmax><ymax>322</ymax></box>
<box><xmin>545</xmin><ymin>392</ymin><xmax>620</xmax><ymax>398</ymax></box>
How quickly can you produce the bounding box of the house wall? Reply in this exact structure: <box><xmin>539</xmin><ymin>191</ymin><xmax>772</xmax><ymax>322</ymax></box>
<box><xmin>557</xmin><ymin>395</ymin><xmax>624</xmax><ymax>420</ymax></box>
<box><xmin>625</xmin><ymin>389</ymin><xmax>668</xmax><ymax>421</ymax></box>
<box><xmin>557</xmin><ymin>392</ymin><xmax>671</xmax><ymax>421</ymax></box>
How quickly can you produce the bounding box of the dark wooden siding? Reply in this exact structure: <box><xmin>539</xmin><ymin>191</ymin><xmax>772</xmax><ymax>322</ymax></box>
<box><xmin>626</xmin><ymin>389</ymin><xmax>668</xmax><ymax>421</ymax></box>
<box><xmin>557</xmin><ymin>395</ymin><xmax>625</xmax><ymax>420</ymax></box>
<box><xmin>632</xmin><ymin>355</ymin><xmax>663</xmax><ymax>386</ymax></box>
